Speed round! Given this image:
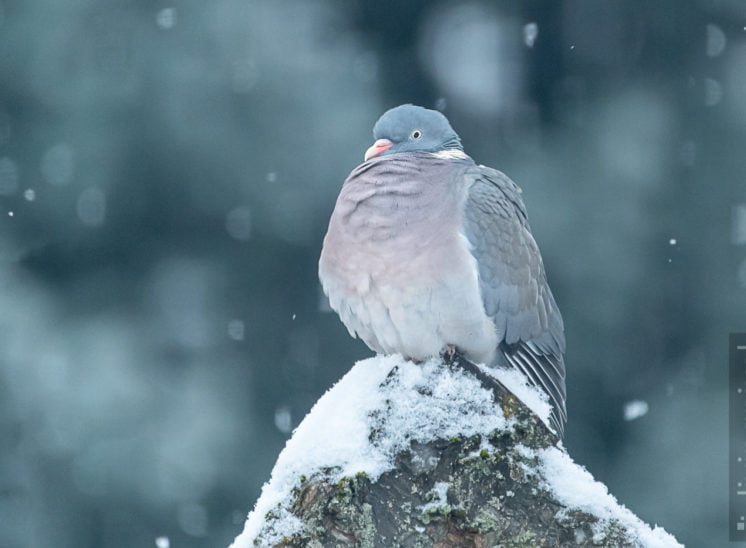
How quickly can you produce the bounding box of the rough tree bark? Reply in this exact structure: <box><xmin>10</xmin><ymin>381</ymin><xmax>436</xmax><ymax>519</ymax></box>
<box><xmin>242</xmin><ymin>353</ymin><xmax>677</xmax><ymax>548</ymax></box>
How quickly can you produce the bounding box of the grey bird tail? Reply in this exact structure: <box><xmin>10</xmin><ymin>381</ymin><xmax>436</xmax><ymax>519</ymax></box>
<box><xmin>498</xmin><ymin>340</ymin><xmax>567</xmax><ymax>438</ymax></box>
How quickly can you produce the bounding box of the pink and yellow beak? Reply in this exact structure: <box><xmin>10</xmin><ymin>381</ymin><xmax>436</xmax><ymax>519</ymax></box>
<box><xmin>364</xmin><ymin>138</ymin><xmax>393</xmax><ymax>161</ymax></box>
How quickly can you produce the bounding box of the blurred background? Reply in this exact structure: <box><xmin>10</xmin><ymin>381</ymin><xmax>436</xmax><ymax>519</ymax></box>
<box><xmin>0</xmin><ymin>0</ymin><xmax>744</xmax><ymax>546</ymax></box>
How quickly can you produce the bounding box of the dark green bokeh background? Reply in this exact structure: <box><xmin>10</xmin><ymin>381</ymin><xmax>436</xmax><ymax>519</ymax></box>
<box><xmin>1</xmin><ymin>1</ymin><xmax>744</xmax><ymax>546</ymax></box>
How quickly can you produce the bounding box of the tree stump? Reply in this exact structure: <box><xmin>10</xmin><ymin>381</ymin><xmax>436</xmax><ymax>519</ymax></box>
<box><xmin>230</xmin><ymin>354</ymin><xmax>680</xmax><ymax>548</ymax></box>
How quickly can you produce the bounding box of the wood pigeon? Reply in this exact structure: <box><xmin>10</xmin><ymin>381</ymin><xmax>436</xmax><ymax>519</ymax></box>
<box><xmin>319</xmin><ymin>104</ymin><xmax>567</xmax><ymax>436</ymax></box>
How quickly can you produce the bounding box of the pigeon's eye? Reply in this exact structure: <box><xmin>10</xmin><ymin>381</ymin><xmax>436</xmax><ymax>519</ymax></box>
<box><xmin>411</xmin><ymin>130</ymin><xmax>423</xmax><ymax>140</ymax></box>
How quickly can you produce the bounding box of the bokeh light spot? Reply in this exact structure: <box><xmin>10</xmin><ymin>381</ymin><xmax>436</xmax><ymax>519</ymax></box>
<box><xmin>623</xmin><ymin>400</ymin><xmax>649</xmax><ymax>421</ymax></box>
<box><xmin>41</xmin><ymin>144</ymin><xmax>74</xmax><ymax>186</ymax></box>
<box><xmin>274</xmin><ymin>406</ymin><xmax>292</xmax><ymax>434</ymax></box>
<box><xmin>419</xmin><ymin>3</ymin><xmax>522</xmax><ymax>117</ymax></box>
<box><xmin>156</xmin><ymin>8</ymin><xmax>176</xmax><ymax>30</ymax></box>
<box><xmin>705</xmin><ymin>23</ymin><xmax>726</xmax><ymax>58</ymax></box>
<box><xmin>523</xmin><ymin>22</ymin><xmax>538</xmax><ymax>48</ymax></box>
<box><xmin>225</xmin><ymin>206</ymin><xmax>252</xmax><ymax>241</ymax></box>
<box><xmin>76</xmin><ymin>187</ymin><xmax>106</xmax><ymax>227</ymax></box>
<box><xmin>227</xmin><ymin>319</ymin><xmax>245</xmax><ymax>341</ymax></box>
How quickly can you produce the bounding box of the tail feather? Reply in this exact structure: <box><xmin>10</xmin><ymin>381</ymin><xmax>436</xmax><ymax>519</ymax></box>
<box><xmin>499</xmin><ymin>340</ymin><xmax>567</xmax><ymax>437</ymax></box>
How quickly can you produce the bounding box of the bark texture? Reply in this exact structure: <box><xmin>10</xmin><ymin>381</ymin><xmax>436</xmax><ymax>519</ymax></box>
<box><xmin>254</xmin><ymin>354</ymin><xmax>647</xmax><ymax>547</ymax></box>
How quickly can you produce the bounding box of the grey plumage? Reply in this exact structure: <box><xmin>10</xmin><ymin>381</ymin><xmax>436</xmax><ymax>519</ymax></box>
<box><xmin>462</xmin><ymin>166</ymin><xmax>566</xmax><ymax>434</ymax></box>
<box><xmin>319</xmin><ymin>104</ymin><xmax>567</xmax><ymax>436</ymax></box>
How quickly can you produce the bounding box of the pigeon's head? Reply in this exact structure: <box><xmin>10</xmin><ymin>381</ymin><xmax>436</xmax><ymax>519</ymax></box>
<box><xmin>364</xmin><ymin>104</ymin><xmax>463</xmax><ymax>161</ymax></box>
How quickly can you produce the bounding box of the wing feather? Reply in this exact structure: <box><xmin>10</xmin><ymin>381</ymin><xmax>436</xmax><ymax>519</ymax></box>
<box><xmin>462</xmin><ymin>165</ymin><xmax>567</xmax><ymax>435</ymax></box>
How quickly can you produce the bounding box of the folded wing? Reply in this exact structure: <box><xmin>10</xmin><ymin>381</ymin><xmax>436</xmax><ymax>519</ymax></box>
<box><xmin>461</xmin><ymin>165</ymin><xmax>567</xmax><ymax>436</ymax></box>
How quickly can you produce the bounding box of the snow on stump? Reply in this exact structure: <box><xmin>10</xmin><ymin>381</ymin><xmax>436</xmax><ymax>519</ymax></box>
<box><xmin>231</xmin><ymin>354</ymin><xmax>680</xmax><ymax>548</ymax></box>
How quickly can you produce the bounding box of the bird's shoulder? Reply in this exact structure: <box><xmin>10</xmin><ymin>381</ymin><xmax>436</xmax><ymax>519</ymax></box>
<box><xmin>460</xmin><ymin>163</ymin><xmax>529</xmax><ymax>230</ymax></box>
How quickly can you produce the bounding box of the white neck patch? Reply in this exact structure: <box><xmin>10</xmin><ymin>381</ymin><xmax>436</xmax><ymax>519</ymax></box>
<box><xmin>431</xmin><ymin>149</ymin><xmax>469</xmax><ymax>160</ymax></box>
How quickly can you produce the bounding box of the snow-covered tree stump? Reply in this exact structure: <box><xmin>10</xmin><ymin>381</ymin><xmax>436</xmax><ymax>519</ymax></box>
<box><xmin>231</xmin><ymin>354</ymin><xmax>680</xmax><ymax>548</ymax></box>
